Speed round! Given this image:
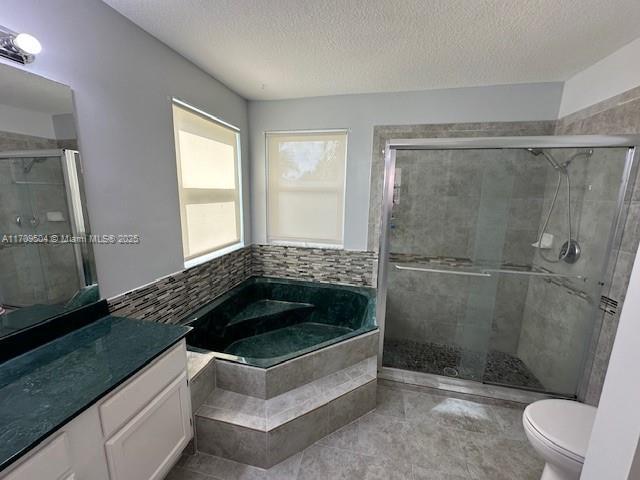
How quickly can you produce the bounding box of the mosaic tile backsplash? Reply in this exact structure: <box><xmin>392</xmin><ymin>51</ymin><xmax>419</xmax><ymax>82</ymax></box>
<box><xmin>253</xmin><ymin>244</ymin><xmax>377</xmax><ymax>287</ymax></box>
<box><xmin>108</xmin><ymin>245</ymin><xmax>377</xmax><ymax>324</ymax></box>
<box><xmin>108</xmin><ymin>246</ymin><xmax>254</xmax><ymax>323</ymax></box>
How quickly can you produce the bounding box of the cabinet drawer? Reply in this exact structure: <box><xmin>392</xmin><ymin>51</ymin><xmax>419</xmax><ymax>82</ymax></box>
<box><xmin>3</xmin><ymin>434</ymin><xmax>71</xmax><ymax>480</ymax></box>
<box><xmin>100</xmin><ymin>341</ymin><xmax>186</xmax><ymax>438</ymax></box>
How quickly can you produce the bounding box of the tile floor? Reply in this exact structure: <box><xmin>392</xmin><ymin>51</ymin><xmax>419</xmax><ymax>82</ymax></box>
<box><xmin>167</xmin><ymin>379</ymin><xmax>544</xmax><ymax>480</ymax></box>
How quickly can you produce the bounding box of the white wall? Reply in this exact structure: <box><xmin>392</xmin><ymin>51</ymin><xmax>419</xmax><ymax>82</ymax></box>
<box><xmin>1</xmin><ymin>0</ymin><xmax>250</xmax><ymax>298</ymax></box>
<box><xmin>0</xmin><ymin>103</ymin><xmax>56</xmax><ymax>139</ymax></box>
<box><xmin>581</xmin><ymin>249</ymin><xmax>640</xmax><ymax>479</ymax></box>
<box><xmin>559</xmin><ymin>37</ymin><xmax>640</xmax><ymax>117</ymax></box>
<box><xmin>249</xmin><ymin>83</ymin><xmax>563</xmax><ymax>250</ymax></box>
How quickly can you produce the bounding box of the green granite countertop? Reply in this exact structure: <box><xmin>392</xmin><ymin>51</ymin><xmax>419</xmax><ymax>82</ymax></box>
<box><xmin>0</xmin><ymin>315</ymin><xmax>190</xmax><ymax>471</ymax></box>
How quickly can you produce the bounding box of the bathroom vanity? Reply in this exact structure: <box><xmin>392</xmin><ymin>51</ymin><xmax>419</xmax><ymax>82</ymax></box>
<box><xmin>0</xmin><ymin>315</ymin><xmax>192</xmax><ymax>480</ymax></box>
<box><xmin>0</xmin><ymin>62</ymin><xmax>192</xmax><ymax>480</ymax></box>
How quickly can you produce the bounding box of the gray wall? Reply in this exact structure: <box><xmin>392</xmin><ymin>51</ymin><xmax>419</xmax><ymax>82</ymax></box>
<box><xmin>248</xmin><ymin>83</ymin><xmax>563</xmax><ymax>250</ymax></box>
<box><xmin>1</xmin><ymin>0</ymin><xmax>250</xmax><ymax>298</ymax></box>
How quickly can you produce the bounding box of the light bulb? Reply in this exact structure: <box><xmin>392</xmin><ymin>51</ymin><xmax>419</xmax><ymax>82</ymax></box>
<box><xmin>13</xmin><ymin>33</ymin><xmax>42</xmax><ymax>55</ymax></box>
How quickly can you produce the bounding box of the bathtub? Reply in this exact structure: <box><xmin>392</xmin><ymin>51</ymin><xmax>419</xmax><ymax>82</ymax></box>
<box><xmin>182</xmin><ymin>276</ymin><xmax>377</xmax><ymax>369</ymax></box>
<box><xmin>184</xmin><ymin>276</ymin><xmax>378</xmax><ymax>466</ymax></box>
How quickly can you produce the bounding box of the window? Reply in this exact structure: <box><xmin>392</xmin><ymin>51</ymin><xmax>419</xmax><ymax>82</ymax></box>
<box><xmin>266</xmin><ymin>130</ymin><xmax>347</xmax><ymax>246</ymax></box>
<box><xmin>172</xmin><ymin>100</ymin><xmax>242</xmax><ymax>266</ymax></box>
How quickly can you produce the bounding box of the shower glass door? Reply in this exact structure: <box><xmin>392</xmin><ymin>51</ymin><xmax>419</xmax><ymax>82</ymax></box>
<box><xmin>381</xmin><ymin>144</ymin><xmax>633</xmax><ymax>397</ymax></box>
<box><xmin>0</xmin><ymin>153</ymin><xmax>83</xmax><ymax>308</ymax></box>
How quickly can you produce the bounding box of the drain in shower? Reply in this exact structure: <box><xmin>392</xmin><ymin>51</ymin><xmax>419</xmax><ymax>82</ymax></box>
<box><xmin>443</xmin><ymin>367</ymin><xmax>459</xmax><ymax>377</ymax></box>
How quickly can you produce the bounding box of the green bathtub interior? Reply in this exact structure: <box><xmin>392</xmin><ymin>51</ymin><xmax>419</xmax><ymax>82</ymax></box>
<box><xmin>182</xmin><ymin>277</ymin><xmax>377</xmax><ymax>368</ymax></box>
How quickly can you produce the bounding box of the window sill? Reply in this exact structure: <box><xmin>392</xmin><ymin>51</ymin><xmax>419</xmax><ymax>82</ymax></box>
<box><xmin>268</xmin><ymin>240</ymin><xmax>344</xmax><ymax>250</ymax></box>
<box><xmin>184</xmin><ymin>242</ymin><xmax>245</xmax><ymax>269</ymax></box>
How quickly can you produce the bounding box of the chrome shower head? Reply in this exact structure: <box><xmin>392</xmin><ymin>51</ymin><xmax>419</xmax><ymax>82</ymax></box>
<box><xmin>526</xmin><ymin>148</ymin><xmax>564</xmax><ymax>172</ymax></box>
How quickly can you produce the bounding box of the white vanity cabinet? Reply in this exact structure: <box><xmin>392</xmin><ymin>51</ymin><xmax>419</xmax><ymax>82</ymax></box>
<box><xmin>0</xmin><ymin>340</ymin><xmax>192</xmax><ymax>480</ymax></box>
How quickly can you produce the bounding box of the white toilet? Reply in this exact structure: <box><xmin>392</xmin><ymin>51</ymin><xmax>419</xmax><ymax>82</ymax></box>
<box><xmin>523</xmin><ymin>399</ymin><xmax>597</xmax><ymax>480</ymax></box>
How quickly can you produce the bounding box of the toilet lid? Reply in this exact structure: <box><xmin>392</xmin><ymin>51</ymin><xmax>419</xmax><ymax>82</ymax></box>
<box><xmin>524</xmin><ymin>400</ymin><xmax>597</xmax><ymax>461</ymax></box>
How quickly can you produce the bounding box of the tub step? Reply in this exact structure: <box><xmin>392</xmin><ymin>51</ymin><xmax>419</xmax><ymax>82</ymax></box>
<box><xmin>224</xmin><ymin>322</ymin><xmax>353</xmax><ymax>358</ymax></box>
<box><xmin>227</xmin><ymin>299</ymin><xmax>315</xmax><ymax>326</ymax></box>
<box><xmin>194</xmin><ymin>356</ymin><xmax>377</xmax><ymax>468</ymax></box>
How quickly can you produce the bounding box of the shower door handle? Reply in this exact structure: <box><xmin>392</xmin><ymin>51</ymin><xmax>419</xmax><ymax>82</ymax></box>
<box><xmin>480</xmin><ymin>268</ymin><xmax>585</xmax><ymax>280</ymax></box>
<box><xmin>394</xmin><ymin>265</ymin><xmax>492</xmax><ymax>277</ymax></box>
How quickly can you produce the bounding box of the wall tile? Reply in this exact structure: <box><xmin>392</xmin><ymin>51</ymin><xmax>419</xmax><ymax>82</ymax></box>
<box><xmin>108</xmin><ymin>244</ymin><xmax>377</xmax><ymax>324</ymax></box>
<box><xmin>252</xmin><ymin>244</ymin><xmax>377</xmax><ymax>287</ymax></box>
<box><xmin>368</xmin><ymin>121</ymin><xmax>556</xmax><ymax>253</ymax></box>
<box><xmin>555</xmin><ymin>86</ymin><xmax>640</xmax><ymax>404</ymax></box>
<box><xmin>195</xmin><ymin>416</ymin><xmax>268</xmax><ymax>467</ymax></box>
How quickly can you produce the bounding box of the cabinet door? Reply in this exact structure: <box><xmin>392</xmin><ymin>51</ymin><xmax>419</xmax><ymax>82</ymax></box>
<box><xmin>105</xmin><ymin>372</ymin><xmax>192</xmax><ymax>480</ymax></box>
<box><xmin>2</xmin><ymin>434</ymin><xmax>72</xmax><ymax>480</ymax></box>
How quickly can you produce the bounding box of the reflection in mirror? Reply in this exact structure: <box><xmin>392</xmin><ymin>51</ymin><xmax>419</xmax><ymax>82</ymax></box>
<box><xmin>0</xmin><ymin>63</ymin><xmax>98</xmax><ymax>338</ymax></box>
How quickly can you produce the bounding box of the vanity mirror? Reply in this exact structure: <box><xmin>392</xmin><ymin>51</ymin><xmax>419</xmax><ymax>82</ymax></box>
<box><xmin>0</xmin><ymin>63</ymin><xmax>98</xmax><ymax>338</ymax></box>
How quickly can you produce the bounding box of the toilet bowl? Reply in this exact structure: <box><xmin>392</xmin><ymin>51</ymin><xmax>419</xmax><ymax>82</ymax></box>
<box><xmin>523</xmin><ymin>399</ymin><xmax>597</xmax><ymax>480</ymax></box>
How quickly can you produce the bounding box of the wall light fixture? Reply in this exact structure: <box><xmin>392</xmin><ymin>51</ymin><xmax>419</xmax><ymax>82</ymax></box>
<box><xmin>0</xmin><ymin>26</ymin><xmax>42</xmax><ymax>64</ymax></box>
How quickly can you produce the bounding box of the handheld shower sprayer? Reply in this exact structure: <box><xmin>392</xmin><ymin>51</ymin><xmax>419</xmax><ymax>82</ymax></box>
<box><xmin>527</xmin><ymin>148</ymin><xmax>593</xmax><ymax>264</ymax></box>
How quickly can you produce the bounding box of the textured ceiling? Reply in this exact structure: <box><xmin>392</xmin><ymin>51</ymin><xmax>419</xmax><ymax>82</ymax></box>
<box><xmin>104</xmin><ymin>0</ymin><xmax>640</xmax><ymax>100</ymax></box>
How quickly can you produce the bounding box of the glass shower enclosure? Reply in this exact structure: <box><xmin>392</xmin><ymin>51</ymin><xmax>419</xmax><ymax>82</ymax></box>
<box><xmin>0</xmin><ymin>149</ymin><xmax>96</xmax><ymax>324</ymax></box>
<box><xmin>378</xmin><ymin>137</ymin><xmax>637</xmax><ymax>398</ymax></box>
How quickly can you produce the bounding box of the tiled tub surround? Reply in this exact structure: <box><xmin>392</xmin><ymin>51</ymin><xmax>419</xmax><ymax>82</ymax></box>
<box><xmin>108</xmin><ymin>249</ymin><xmax>380</xmax><ymax>468</ymax></box>
<box><xmin>195</xmin><ymin>357</ymin><xmax>377</xmax><ymax>468</ymax></box>
<box><xmin>194</xmin><ymin>326</ymin><xmax>378</xmax><ymax>467</ymax></box>
<box><xmin>183</xmin><ymin>277</ymin><xmax>376</xmax><ymax>369</ymax></box>
<box><xmin>108</xmin><ymin>245</ymin><xmax>377</xmax><ymax>323</ymax></box>
<box><xmin>215</xmin><ymin>330</ymin><xmax>379</xmax><ymax>399</ymax></box>
<box><xmin>187</xmin><ymin>349</ymin><xmax>217</xmax><ymax>413</ymax></box>
<box><xmin>555</xmin><ymin>86</ymin><xmax>640</xmax><ymax>405</ymax></box>
<box><xmin>108</xmin><ymin>246</ymin><xmax>254</xmax><ymax>323</ymax></box>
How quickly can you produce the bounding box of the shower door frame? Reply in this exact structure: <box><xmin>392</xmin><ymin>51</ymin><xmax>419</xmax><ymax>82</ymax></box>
<box><xmin>376</xmin><ymin>135</ymin><xmax>640</xmax><ymax>401</ymax></box>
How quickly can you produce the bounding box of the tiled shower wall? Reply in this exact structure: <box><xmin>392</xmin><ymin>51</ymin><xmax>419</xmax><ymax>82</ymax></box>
<box><xmin>555</xmin><ymin>85</ymin><xmax>640</xmax><ymax>404</ymax></box>
<box><xmin>371</xmin><ymin>103</ymin><xmax>640</xmax><ymax>403</ymax></box>
<box><xmin>367</xmin><ymin>121</ymin><xmax>557</xmax><ymax>252</ymax></box>
<box><xmin>386</xmin><ymin>148</ymin><xmax>548</xmax><ymax>354</ymax></box>
<box><xmin>517</xmin><ymin>148</ymin><xmax>630</xmax><ymax>394</ymax></box>
<box><xmin>371</xmin><ymin>122</ymin><xmax>556</xmax><ymax>357</ymax></box>
<box><xmin>108</xmin><ymin>245</ymin><xmax>377</xmax><ymax>323</ymax></box>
